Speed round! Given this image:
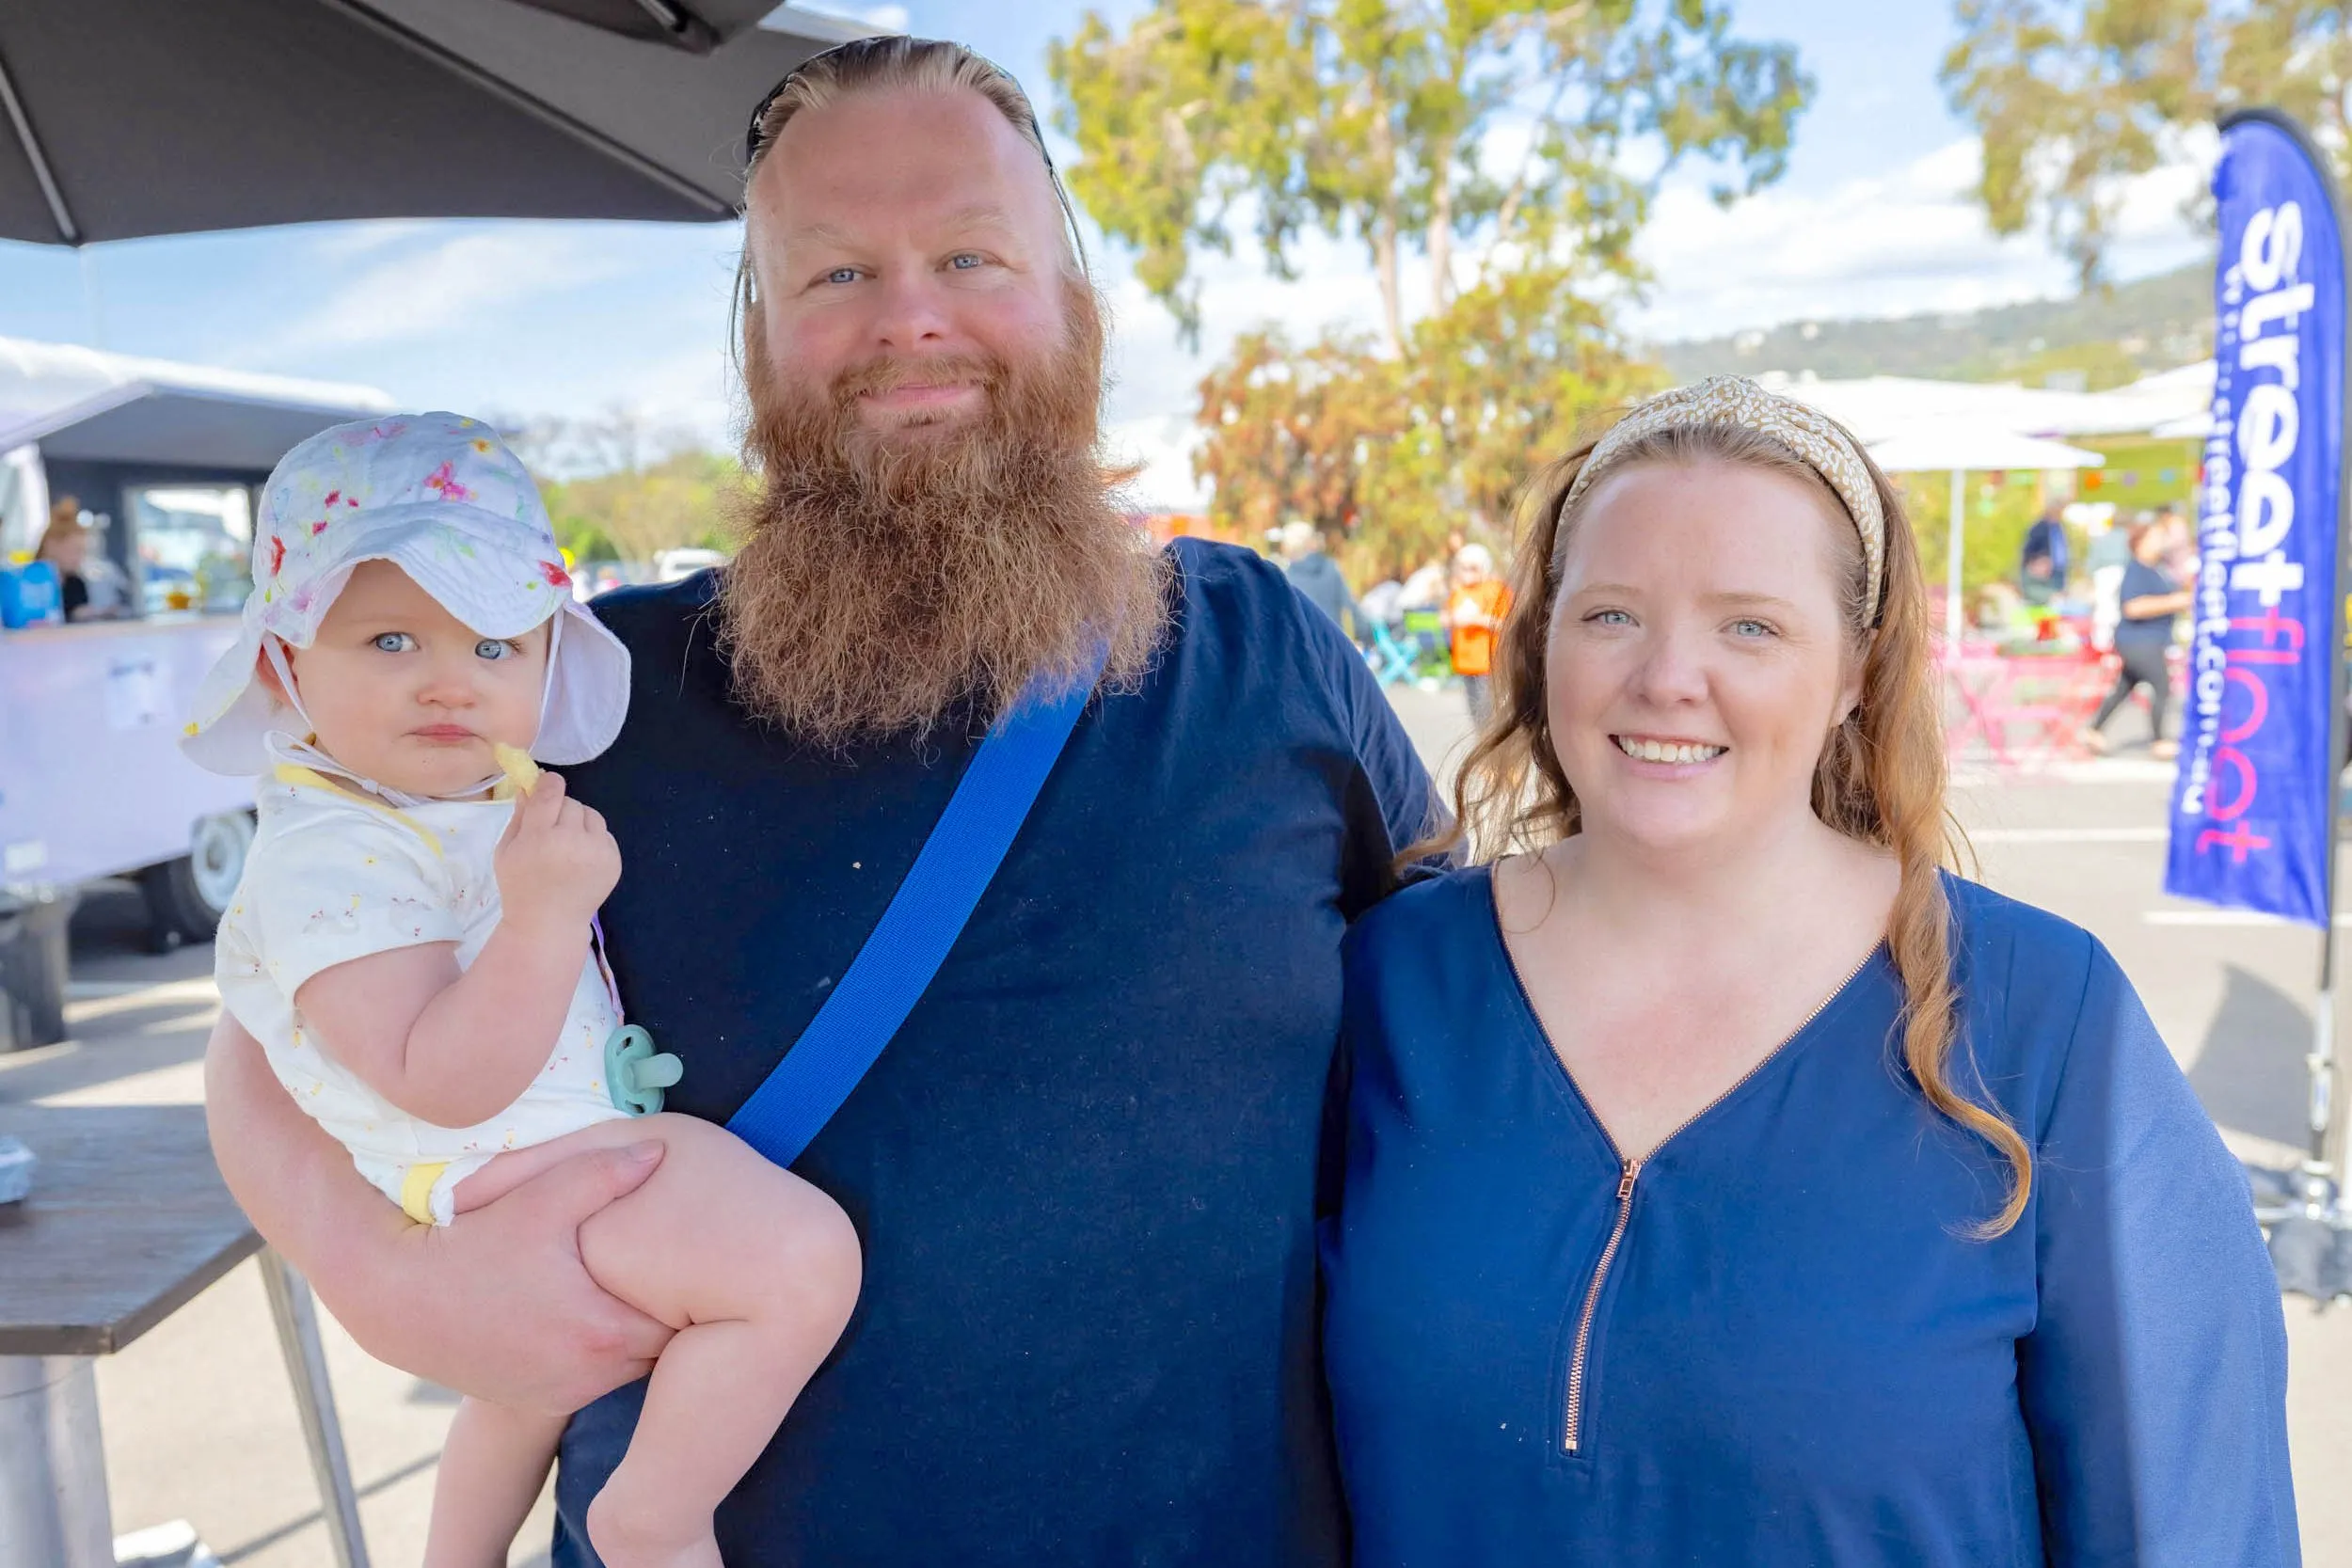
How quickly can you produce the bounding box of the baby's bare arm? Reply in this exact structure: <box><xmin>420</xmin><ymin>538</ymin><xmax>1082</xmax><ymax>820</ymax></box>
<box><xmin>296</xmin><ymin>768</ymin><xmax>616</xmax><ymax>1130</ymax></box>
<box><xmin>295</xmin><ymin>923</ymin><xmax>589</xmax><ymax>1129</ymax></box>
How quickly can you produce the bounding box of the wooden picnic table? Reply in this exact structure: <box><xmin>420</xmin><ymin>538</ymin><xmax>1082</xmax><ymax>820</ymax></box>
<box><xmin>0</xmin><ymin>1103</ymin><xmax>368</xmax><ymax>1567</ymax></box>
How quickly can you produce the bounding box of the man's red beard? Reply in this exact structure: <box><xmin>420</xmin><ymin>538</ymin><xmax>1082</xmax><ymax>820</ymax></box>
<box><xmin>718</xmin><ymin>279</ymin><xmax>1170</xmax><ymax>747</ymax></box>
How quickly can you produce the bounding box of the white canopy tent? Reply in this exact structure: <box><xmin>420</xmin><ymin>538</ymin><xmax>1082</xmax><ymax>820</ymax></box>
<box><xmin>1864</xmin><ymin>423</ymin><xmax>2106</xmax><ymax>644</ymax></box>
<box><xmin>1773</xmin><ymin>363</ymin><xmax>2214</xmax><ymax>444</ymax></box>
<box><xmin>0</xmin><ymin>335</ymin><xmax>393</xmax><ymax>462</ymax></box>
<box><xmin>0</xmin><ymin>335</ymin><xmax>392</xmax><ymax>555</ymax></box>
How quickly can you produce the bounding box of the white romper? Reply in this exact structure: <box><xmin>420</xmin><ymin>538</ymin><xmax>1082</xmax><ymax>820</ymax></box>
<box><xmin>215</xmin><ymin>768</ymin><xmax>631</xmax><ymax>1225</ymax></box>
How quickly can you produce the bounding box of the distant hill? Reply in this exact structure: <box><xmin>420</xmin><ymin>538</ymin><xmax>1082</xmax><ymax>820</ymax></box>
<box><xmin>1649</xmin><ymin>261</ymin><xmax>2215</xmax><ymax>391</ymax></box>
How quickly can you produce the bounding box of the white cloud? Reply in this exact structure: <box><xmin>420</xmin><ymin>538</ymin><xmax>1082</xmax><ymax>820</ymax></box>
<box><xmin>1095</xmin><ymin>224</ymin><xmax>1406</xmax><ymax>427</ymax></box>
<box><xmin>243</xmin><ymin>228</ymin><xmax>631</xmax><ymax>360</ymax></box>
<box><xmin>1626</xmin><ymin>135</ymin><xmax>2212</xmax><ymax>341</ymax></box>
<box><xmin>619</xmin><ymin>342</ymin><xmax>742</xmax><ymax>451</ymax></box>
<box><xmin>300</xmin><ymin>220</ymin><xmax>439</xmax><ymax>263</ymax></box>
<box><xmin>1104</xmin><ymin>412</ymin><xmax>1208</xmax><ymax>510</ymax></box>
<box><xmin>1073</xmin><ymin>129</ymin><xmax>2219</xmax><ymax>474</ymax></box>
<box><xmin>1085</xmin><ymin>130</ymin><xmax>2214</xmax><ymax>426</ymax></box>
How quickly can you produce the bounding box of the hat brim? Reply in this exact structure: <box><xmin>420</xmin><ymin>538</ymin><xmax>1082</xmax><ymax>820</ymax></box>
<box><xmin>179</xmin><ymin>622</ymin><xmax>288</xmax><ymax>776</ymax></box>
<box><xmin>535</xmin><ymin>599</ymin><xmax>630</xmax><ymax>765</ymax></box>
<box><xmin>258</xmin><ymin>503</ymin><xmax>578</xmax><ymax>644</ymax></box>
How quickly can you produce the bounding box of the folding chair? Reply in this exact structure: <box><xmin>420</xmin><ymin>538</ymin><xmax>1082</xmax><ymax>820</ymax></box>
<box><xmin>1366</xmin><ymin>619</ymin><xmax>1418</xmax><ymax>687</ymax></box>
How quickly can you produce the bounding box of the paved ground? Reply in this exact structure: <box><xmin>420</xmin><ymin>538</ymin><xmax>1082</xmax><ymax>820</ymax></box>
<box><xmin>1</xmin><ymin>887</ymin><xmax>558</xmax><ymax>1568</ymax></box>
<box><xmin>4</xmin><ymin>681</ymin><xmax>2345</xmax><ymax>1565</ymax></box>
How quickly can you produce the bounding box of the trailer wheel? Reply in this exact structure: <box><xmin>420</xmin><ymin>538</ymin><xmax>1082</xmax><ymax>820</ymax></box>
<box><xmin>141</xmin><ymin>811</ymin><xmax>255</xmax><ymax>948</ymax></box>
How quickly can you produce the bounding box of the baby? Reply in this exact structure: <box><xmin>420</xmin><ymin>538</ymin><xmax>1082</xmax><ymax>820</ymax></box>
<box><xmin>183</xmin><ymin>414</ymin><xmax>860</xmax><ymax>1568</ymax></box>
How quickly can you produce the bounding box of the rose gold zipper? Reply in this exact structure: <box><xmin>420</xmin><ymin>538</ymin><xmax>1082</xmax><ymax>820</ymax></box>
<box><xmin>1557</xmin><ymin>947</ymin><xmax>1876</xmax><ymax>1456</ymax></box>
<box><xmin>1562</xmin><ymin>1157</ymin><xmax>1639</xmax><ymax>1452</ymax></box>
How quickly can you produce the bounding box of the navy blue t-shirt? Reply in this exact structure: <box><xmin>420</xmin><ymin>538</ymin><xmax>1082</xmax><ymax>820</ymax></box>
<box><xmin>548</xmin><ymin>539</ymin><xmax>1434</xmax><ymax>1566</ymax></box>
<box><xmin>2114</xmin><ymin>559</ymin><xmax>2180</xmax><ymax>651</ymax></box>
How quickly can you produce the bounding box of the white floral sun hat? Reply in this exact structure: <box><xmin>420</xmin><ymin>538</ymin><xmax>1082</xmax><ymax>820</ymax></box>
<box><xmin>181</xmin><ymin>412</ymin><xmax>631</xmax><ymax>777</ymax></box>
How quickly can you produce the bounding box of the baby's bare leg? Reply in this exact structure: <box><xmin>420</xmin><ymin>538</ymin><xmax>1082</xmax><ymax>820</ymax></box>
<box><xmin>569</xmin><ymin>1113</ymin><xmax>862</xmax><ymax>1568</ymax></box>
<box><xmin>422</xmin><ymin>1398</ymin><xmax>567</xmax><ymax>1568</ymax></box>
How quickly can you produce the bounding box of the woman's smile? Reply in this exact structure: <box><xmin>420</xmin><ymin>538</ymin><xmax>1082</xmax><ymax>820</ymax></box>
<box><xmin>1610</xmin><ymin>734</ymin><xmax>1727</xmax><ymax>768</ymax></box>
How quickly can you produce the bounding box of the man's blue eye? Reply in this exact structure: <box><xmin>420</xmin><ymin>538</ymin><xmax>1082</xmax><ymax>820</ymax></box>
<box><xmin>825</xmin><ymin>267</ymin><xmax>858</xmax><ymax>285</ymax></box>
<box><xmin>1731</xmin><ymin>619</ymin><xmax>1772</xmax><ymax>638</ymax></box>
<box><xmin>475</xmin><ymin>639</ymin><xmax>515</xmax><ymax>661</ymax></box>
<box><xmin>950</xmin><ymin>253</ymin><xmax>983</xmax><ymax>270</ymax></box>
<box><xmin>372</xmin><ymin>632</ymin><xmax>413</xmax><ymax>653</ymax></box>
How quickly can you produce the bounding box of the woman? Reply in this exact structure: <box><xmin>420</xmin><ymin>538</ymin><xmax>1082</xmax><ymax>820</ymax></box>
<box><xmin>1321</xmin><ymin>378</ymin><xmax>2296</xmax><ymax>1565</ymax></box>
<box><xmin>2084</xmin><ymin>517</ymin><xmax>2191</xmax><ymax>759</ymax></box>
<box><xmin>34</xmin><ymin>499</ymin><xmax>129</xmax><ymax>622</ymax></box>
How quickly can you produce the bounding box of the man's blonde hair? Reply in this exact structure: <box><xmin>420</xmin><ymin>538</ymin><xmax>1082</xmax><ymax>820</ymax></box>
<box><xmin>740</xmin><ymin>36</ymin><xmax>1088</xmax><ymax>277</ymax></box>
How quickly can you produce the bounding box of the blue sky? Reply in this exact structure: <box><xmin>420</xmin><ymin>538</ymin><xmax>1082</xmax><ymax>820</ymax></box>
<box><xmin>0</xmin><ymin>1</ymin><xmax>2209</xmax><ymax>503</ymax></box>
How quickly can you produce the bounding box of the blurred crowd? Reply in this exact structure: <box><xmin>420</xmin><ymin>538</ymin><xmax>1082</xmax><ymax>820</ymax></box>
<box><xmin>1275</xmin><ymin>520</ymin><xmax>1513</xmax><ymax>721</ymax></box>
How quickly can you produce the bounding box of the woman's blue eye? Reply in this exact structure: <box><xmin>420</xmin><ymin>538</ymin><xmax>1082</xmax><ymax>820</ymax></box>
<box><xmin>1730</xmin><ymin>619</ymin><xmax>1773</xmax><ymax>639</ymax></box>
<box><xmin>372</xmin><ymin>632</ymin><xmax>414</xmax><ymax>653</ymax></box>
<box><xmin>1590</xmin><ymin>609</ymin><xmax>1632</xmax><ymax>626</ymax></box>
<box><xmin>824</xmin><ymin>267</ymin><xmax>858</xmax><ymax>285</ymax></box>
<box><xmin>474</xmin><ymin>639</ymin><xmax>516</xmax><ymax>661</ymax></box>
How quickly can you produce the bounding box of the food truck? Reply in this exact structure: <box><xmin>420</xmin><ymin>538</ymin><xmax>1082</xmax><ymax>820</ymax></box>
<box><xmin>0</xmin><ymin>335</ymin><xmax>392</xmax><ymax>1045</ymax></box>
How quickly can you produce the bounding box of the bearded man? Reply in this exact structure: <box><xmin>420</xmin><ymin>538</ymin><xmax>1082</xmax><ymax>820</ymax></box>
<box><xmin>205</xmin><ymin>36</ymin><xmax>1429</xmax><ymax>1566</ymax></box>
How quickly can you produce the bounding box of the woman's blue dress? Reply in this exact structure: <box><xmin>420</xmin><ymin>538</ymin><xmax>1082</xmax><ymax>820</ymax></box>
<box><xmin>1322</xmin><ymin>866</ymin><xmax>2297</xmax><ymax>1566</ymax></box>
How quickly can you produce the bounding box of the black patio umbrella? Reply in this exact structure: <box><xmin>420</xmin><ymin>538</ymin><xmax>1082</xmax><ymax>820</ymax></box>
<box><xmin>0</xmin><ymin>0</ymin><xmax>871</xmax><ymax>245</ymax></box>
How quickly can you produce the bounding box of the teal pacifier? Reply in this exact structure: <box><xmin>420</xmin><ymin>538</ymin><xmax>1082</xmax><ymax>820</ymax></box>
<box><xmin>603</xmin><ymin>1025</ymin><xmax>683</xmax><ymax>1116</ymax></box>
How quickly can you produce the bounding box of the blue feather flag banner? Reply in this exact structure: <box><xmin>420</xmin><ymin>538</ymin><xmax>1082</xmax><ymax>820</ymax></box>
<box><xmin>2166</xmin><ymin>115</ymin><xmax>2348</xmax><ymax>927</ymax></box>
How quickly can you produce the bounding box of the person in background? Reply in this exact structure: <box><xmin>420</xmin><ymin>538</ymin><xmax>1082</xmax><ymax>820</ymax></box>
<box><xmin>2083</xmin><ymin>517</ymin><xmax>2190</xmax><ymax>760</ymax></box>
<box><xmin>1443</xmin><ymin>542</ymin><xmax>1510</xmax><ymax>721</ymax></box>
<box><xmin>2155</xmin><ymin>502</ymin><xmax>2196</xmax><ymax>583</ymax></box>
<box><xmin>1388</xmin><ymin>550</ymin><xmax>1452</xmax><ymax>675</ymax></box>
<box><xmin>1397</xmin><ymin>553</ymin><xmax>1447</xmax><ymax>613</ymax></box>
<box><xmin>2019</xmin><ymin>501</ymin><xmax>2069</xmax><ymax>608</ymax></box>
<box><xmin>2084</xmin><ymin>509</ymin><xmax>2137</xmax><ymax>654</ymax></box>
<box><xmin>34</xmin><ymin>498</ymin><xmax>130</xmax><ymax>622</ymax></box>
<box><xmin>1279</xmin><ymin>518</ymin><xmax>1367</xmax><ymax>642</ymax></box>
<box><xmin>1398</xmin><ymin>531</ymin><xmax>1470</xmax><ymax>618</ymax></box>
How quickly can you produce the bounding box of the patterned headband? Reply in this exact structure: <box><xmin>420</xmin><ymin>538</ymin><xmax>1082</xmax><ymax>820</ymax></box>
<box><xmin>1558</xmin><ymin>375</ymin><xmax>1885</xmax><ymax>619</ymax></box>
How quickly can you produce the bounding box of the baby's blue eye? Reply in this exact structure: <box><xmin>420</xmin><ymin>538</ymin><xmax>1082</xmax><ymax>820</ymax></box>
<box><xmin>474</xmin><ymin>639</ymin><xmax>516</xmax><ymax>661</ymax></box>
<box><xmin>372</xmin><ymin>632</ymin><xmax>414</xmax><ymax>653</ymax></box>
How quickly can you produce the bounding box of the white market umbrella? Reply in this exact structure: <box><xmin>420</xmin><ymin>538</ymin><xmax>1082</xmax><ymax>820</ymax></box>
<box><xmin>1866</xmin><ymin>423</ymin><xmax>2106</xmax><ymax>645</ymax></box>
<box><xmin>2149</xmin><ymin>410</ymin><xmax>2215</xmax><ymax>439</ymax></box>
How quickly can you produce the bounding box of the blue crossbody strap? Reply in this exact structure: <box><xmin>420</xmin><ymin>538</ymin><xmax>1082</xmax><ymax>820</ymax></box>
<box><xmin>725</xmin><ymin>649</ymin><xmax>1107</xmax><ymax>1167</ymax></box>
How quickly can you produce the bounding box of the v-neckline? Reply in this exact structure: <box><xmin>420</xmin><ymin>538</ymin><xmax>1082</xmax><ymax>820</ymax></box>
<box><xmin>1472</xmin><ymin>862</ymin><xmax>1886</xmax><ymax>1167</ymax></box>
